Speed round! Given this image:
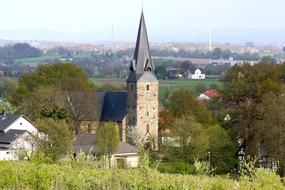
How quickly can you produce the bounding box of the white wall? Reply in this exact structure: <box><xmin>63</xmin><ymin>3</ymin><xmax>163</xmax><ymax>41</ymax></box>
<box><xmin>126</xmin><ymin>155</ymin><xmax>139</xmax><ymax>168</ymax></box>
<box><xmin>197</xmin><ymin>94</ymin><xmax>210</xmax><ymax>100</ymax></box>
<box><xmin>0</xmin><ymin>150</ymin><xmax>15</xmax><ymax>160</ymax></box>
<box><xmin>4</xmin><ymin>116</ymin><xmax>37</xmax><ymax>134</ymax></box>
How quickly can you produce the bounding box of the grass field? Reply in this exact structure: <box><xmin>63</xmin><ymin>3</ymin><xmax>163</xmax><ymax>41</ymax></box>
<box><xmin>90</xmin><ymin>77</ymin><xmax>223</xmax><ymax>102</ymax></box>
<box><xmin>15</xmin><ymin>55</ymin><xmax>61</xmax><ymax>66</ymax></box>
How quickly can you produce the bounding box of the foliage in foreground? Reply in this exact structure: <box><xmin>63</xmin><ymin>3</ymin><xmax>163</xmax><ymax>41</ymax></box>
<box><xmin>0</xmin><ymin>161</ymin><xmax>284</xmax><ymax>190</ymax></box>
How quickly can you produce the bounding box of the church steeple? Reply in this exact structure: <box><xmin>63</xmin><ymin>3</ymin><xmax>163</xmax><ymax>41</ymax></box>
<box><xmin>130</xmin><ymin>11</ymin><xmax>155</xmax><ymax>74</ymax></box>
<box><xmin>126</xmin><ymin>11</ymin><xmax>159</xmax><ymax>150</ymax></box>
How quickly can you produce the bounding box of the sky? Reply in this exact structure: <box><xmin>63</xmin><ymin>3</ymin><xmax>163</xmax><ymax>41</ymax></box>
<box><xmin>0</xmin><ymin>0</ymin><xmax>284</xmax><ymax>43</ymax></box>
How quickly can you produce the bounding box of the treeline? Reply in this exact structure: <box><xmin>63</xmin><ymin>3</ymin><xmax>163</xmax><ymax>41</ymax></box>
<box><xmin>116</xmin><ymin>48</ymin><xmax>261</xmax><ymax>61</ymax></box>
<box><xmin>0</xmin><ymin>43</ymin><xmax>43</xmax><ymax>62</ymax></box>
<box><xmin>151</xmin><ymin>48</ymin><xmax>261</xmax><ymax>61</ymax></box>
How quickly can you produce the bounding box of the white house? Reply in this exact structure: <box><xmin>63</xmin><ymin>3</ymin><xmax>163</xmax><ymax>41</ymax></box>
<box><xmin>0</xmin><ymin>114</ymin><xmax>38</xmax><ymax>160</ymax></box>
<box><xmin>187</xmin><ymin>68</ymin><xmax>206</xmax><ymax>79</ymax></box>
<box><xmin>73</xmin><ymin>133</ymin><xmax>139</xmax><ymax>168</ymax></box>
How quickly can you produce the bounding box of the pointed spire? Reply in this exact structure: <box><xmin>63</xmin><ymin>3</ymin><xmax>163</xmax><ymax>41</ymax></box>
<box><xmin>131</xmin><ymin>11</ymin><xmax>155</xmax><ymax>74</ymax></box>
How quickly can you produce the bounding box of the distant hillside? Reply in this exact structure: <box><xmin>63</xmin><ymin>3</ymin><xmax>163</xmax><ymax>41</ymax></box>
<box><xmin>0</xmin><ymin>43</ymin><xmax>43</xmax><ymax>61</ymax></box>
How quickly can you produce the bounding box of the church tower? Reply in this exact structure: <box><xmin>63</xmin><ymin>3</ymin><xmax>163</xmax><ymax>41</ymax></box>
<box><xmin>127</xmin><ymin>11</ymin><xmax>158</xmax><ymax>149</ymax></box>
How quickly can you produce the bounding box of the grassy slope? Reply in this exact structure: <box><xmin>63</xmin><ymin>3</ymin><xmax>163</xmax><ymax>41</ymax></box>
<box><xmin>14</xmin><ymin>55</ymin><xmax>61</xmax><ymax>66</ymax></box>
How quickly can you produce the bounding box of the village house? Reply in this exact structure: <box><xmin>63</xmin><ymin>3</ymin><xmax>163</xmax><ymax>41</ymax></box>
<box><xmin>0</xmin><ymin>113</ymin><xmax>38</xmax><ymax>160</ymax></box>
<box><xmin>197</xmin><ymin>89</ymin><xmax>221</xmax><ymax>100</ymax></box>
<box><xmin>187</xmin><ymin>68</ymin><xmax>205</xmax><ymax>79</ymax></box>
<box><xmin>73</xmin><ymin>133</ymin><xmax>139</xmax><ymax>168</ymax></box>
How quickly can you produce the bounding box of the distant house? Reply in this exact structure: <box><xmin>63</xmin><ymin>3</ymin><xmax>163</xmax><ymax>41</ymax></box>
<box><xmin>73</xmin><ymin>133</ymin><xmax>139</xmax><ymax>168</ymax></box>
<box><xmin>187</xmin><ymin>68</ymin><xmax>205</xmax><ymax>79</ymax></box>
<box><xmin>166</xmin><ymin>67</ymin><xmax>183</xmax><ymax>79</ymax></box>
<box><xmin>0</xmin><ymin>114</ymin><xmax>38</xmax><ymax>160</ymax></box>
<box><xmin>198</xmin><ymin>89</ymin><xmax>222</xmax><ymax>100</ymax></box>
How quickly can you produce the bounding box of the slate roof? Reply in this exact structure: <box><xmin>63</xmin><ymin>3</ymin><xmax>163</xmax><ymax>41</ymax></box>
<box><xmin>100</xmin><ymin>92</ymin><xmax>127</xmax><ymax>121</ymax></box>
<box><xmin>0</xmin><ymin>114</ymin><xmax>21</xmax><ymax>131</ymax></box>
<box><xmin>127</xmin><ymin>11</ymin><xmax>157</xmax><ymax>82</ymax></box>
<box><xmin>0</xmin><ymin>129</ymin><xmax>27</xmax><ymax>144</ymax></box>
<box><xmin>73</xmin><ymin>133</ymin><xmax>138</xmax><ymax>155</ymax></box>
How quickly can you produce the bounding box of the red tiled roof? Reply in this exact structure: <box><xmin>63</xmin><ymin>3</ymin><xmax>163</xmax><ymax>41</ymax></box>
<box><xmin>202</xmin><ymin>89</ymin><xmax>222</xmax><ymax>98</ymax></box>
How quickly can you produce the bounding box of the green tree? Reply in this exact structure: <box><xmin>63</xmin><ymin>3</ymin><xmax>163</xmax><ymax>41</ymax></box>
<box><xmin>172</xmin><ymin>115</ymin><xmax>208</xmax><ymax>164</ymax></box>
<box><xmin>35</xmin><ymin>118</ymin><xmax>73</xmax><ymax>161</ymax></box>
<box><xmin>223</xmin><ymin>63</ymin><xmax>282</xmax><ymax>155</ymax></box>
<box><xmin>256</xmin><ymin>92</ymin><xmax>285</xmax><ymax>176</ymax></box>
<box><xmin>8</xmin><ymin>63</ymin><xmax>97</xmax><ymax>133</ymax></box>
<box><xmin>195</xmin><ymin>82</ymin><xmax>208</xmax><ymax>94</ymax></box>
<box><xmin>0</xmin><ymin>102</ymin><xmax>16</xmax><ymax>114</ymax></box>
<box><xmin>206</xmin><ymin>125</ymin><xmax>237</xmax><ymax>173</ymax></box>
<box><xmin>8</xmin><ymin>62</ymin><xmax>93</xmax><ymax>106</ymax></box>
<box><xmin>96</xmin><ymin>122</ymin><xmax>120</xmax><ymax>167</ymax></box>
<box><xmin>167</xmin><ymin>88</ymin><xmax>213</xmax><ymax>125</ymax></box>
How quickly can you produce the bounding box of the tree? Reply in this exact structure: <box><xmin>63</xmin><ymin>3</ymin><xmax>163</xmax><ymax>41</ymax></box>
<box><xmin>256</xmin><ymin>92</ymin><xmax>285</xmax><ymax>176</ymax></box>
<box><xmin>35</xmin><ymin>118</ymin><xmax>73</xmax><ymax>161</ymax></box>
<box><xmin>172</xmin><ymin>115</ymin><xmax>208</xmax><ymax>164</ymax></box>
<box><xmin>166</xmin><ymin>88</ymin><xmax>213</xmax><ymax>125</ymax></box>
<box><xmin>212</xmin><ymin>48</ymin><xmax>223</xmax><ymax>59</ymax></box>
<box><xmin>0</xmin><ymin>102</ymin><xmax>16</xmax><ymax>114</ymax></box>
<box><xmin>96</xmin><ymin>122</ymin><xmax>120</xmax><ymax>167</ymax></box>
<box><xmin>8</xmin><ymin>63</ymin><xmax>97</xmax><ymax>133</ymax></box>
<box><xmin>206</xmin><ymin>125</ymin><xmax>237</xmax><ymax>173</ymax></box>
<box><xmin>180</xmin><ymin>61</ymin><xmax>195</xmax><ymax>77</ymax></box>
<box><xmin>222</xmin><ymin>63</ymin><xmax>283</xmax><ymax>155</ymax></box>
<box><xmin>8</xmin><ymin>62</ymin><xmax>93</xmax><ymax>106</ymax></box>
<box><xmin>195</xmin><ymin>82</ymin><xmax>208</xmax><ymax>94</ymax></box>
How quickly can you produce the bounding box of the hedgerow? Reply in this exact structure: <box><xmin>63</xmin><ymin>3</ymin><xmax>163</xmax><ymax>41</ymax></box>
<box><xmin>0</xmin><ymin>161</ymin><xmax>284</xmax><ymax>190</ymax></box>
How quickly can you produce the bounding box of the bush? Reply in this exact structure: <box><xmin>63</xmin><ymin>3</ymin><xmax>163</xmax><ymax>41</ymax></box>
<box><xmin>158</xmin><ymin>162</ymin><xmax>200</xmax><ymax>175</ymax></box>
<box><xmin>0</xmin><ymin>161</ymin><xmax>284</xmax><ymax>189</ymax></box>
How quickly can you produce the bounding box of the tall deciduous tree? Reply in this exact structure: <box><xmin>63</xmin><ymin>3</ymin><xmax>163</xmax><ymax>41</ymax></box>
<box><xmin>223</xmin><ymin>63</ymin><xmax>283</xmax><ymax>155</ymax></box>
<box><xmin>256</xmin><ymin>92</ymin><xmax>285</xmax><ymax>176</ymax></box>
<box><xmin>172</xmin><ymin>115</ymin><xmax>208</xmax><ymax>164</ymax></box>
<box><xmin>206</xmin><ymin>125</ymin><xmax>237</xmax><ymax>173</ymax></box>
<box><xmin>96</xmin><ymin>122</ymin><xmax>119</xmax><ymax>167</ymax></box>
<box><xmin>167</xmin><ymin>88</ymin><xmax>213</xmax><ymax>125</ymax></box>
<box><xmin>8</xmin><ymin>63</ymin><xmax>97</xmax><ymax>133</ymax></box>
<box><xmin>35</xmin><ymin>118</ymin><xmax>73</xmax><ymax>161</ymax></box>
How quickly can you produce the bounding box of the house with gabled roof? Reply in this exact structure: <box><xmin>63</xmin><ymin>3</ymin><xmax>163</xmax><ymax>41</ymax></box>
<box><xmin>198</xmin><ymin>89</ymin><xmax>222</xmax><ymax>100</ymax></box>
<box><xmin>73</xmin><ymin>133</ymin><xmax>139</xmax><ymax>168</ymax></box>
<box><xmin>0</xmin><ymin>113</ymin><xmax>37</xmax><ymax>160</ymax></box>
<box><xmin>187</xmin><ymin>68</ymin><xmax>205</xmax><ymax>79</ymax></box>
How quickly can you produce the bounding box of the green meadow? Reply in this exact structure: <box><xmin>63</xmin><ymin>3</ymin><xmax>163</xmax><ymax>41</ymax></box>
<box><xmin>90</xmin><ymin>77</ymin><xmax>223</xmax><ymax>101</ymax></box>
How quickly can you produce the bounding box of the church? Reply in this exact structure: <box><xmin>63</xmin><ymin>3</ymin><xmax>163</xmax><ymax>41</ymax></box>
<box><xmin>79</xmin><ymin>11</ymin><xmax>159</xmax><ymax>149</ymax></box>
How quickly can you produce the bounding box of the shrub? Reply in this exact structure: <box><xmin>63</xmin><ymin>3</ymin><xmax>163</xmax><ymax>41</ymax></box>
<box><xmin>0</xmin><ymin>161</ymin><xmax>283</xmax><ymax>189</ymax></box>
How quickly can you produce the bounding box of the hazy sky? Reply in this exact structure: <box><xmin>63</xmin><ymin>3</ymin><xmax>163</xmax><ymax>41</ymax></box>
<box><xmin>0</xmin><ymin>0</ymin><xmax>284</xmax><ymax>42</ymax></box>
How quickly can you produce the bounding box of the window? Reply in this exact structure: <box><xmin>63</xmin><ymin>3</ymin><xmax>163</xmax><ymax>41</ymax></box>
<box><xmin>146</xmin><ymin>85</ymin><xmax>150</xmax><ymax>91</ymax></box>
<box><xmin>146</xmin><ymin>111</ymin><xmax>149</xmax><ymax>116</ymax></box>
<box><xmin>146</xmin><ymin>124</ymin><xmax>150</xmax><ymax>133</ymax></box>
<box><xmin>131</xmin><ymin>84</ymin><xmax>134</xmax><ymax>91</ymax></box>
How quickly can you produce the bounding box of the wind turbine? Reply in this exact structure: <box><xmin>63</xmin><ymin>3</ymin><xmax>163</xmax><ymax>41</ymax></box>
<box><xmin>205</xmin><ymin>17</ymin><xmax>217</xmax><ymax>52</ymax></box>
